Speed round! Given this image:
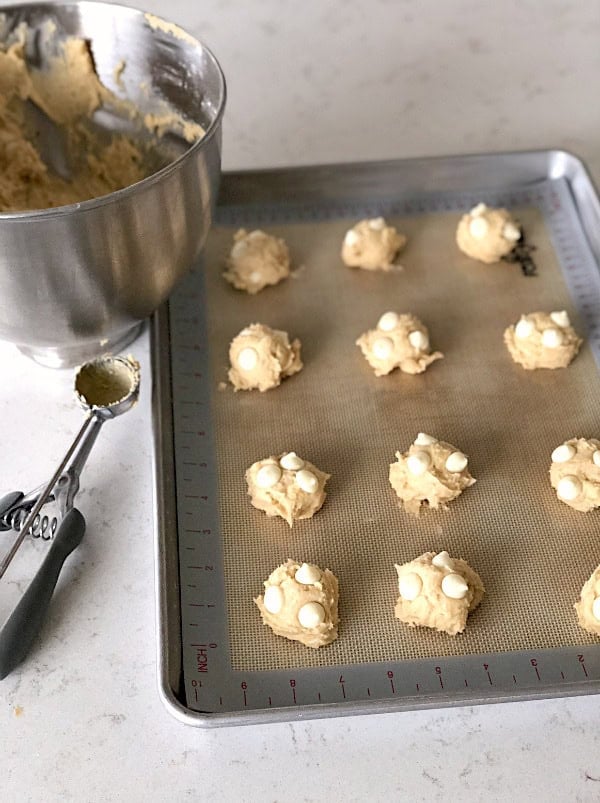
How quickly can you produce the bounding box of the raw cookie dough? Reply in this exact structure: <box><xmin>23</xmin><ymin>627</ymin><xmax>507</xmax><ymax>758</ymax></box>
<box><xmin>575</xmin><ymin>563</ymin><xmax>600</xmax><ymax>637</ymax></box>
<box><xmin>456</xmin><ymin>202</ymin><xmax>521</xmax><ymax>264</ymax></box>
<box><xmin>549</xmin><ymin>437</ymin><xmax>600</xmax><ymax>512</ymax></box>
<box><xmin>223</xmin><ymin>229</ymin><xmax>291</xmax><ymax>294</ymax></box>
<box><xmin>394</xmin><ymin>550</ymin><xmax>484</xmax><ymax>636</ymax></box>
<box><xmin>356</xmin><ymin>311</ymin><xmax>443</xmax><ymax>376</ymax></box>
<box><xmin>504</xmin><ymin>310</ymin><xmax>582</xmax><ymax>370</ymax></box>
<box><xmin>245</xmin><ymin>452</ymin><xmax>329</xmax><ymax>526</ymax></box>
<box><xmin>0</xmin><ymin>23</ymin><xmax>202</xmax><ymax>212</ymax></box>
<box><xmin>341</xmin><ymin>217</ymin><xmax>406</xmax><ymax>271</ymax></box>
<box><xmin>254</xmin><ymin>559</ymin><xmax>339</xmax><ymax>648</ymax></box>
<box><xmin>228</xmin><ymin>323</ymin><xmax>302</xmax><ymax>392</ymax></box>
<box><xmin>389</xmin><ymin>433</ymin><xmax>476</xmax><ymax>515</ymax></box>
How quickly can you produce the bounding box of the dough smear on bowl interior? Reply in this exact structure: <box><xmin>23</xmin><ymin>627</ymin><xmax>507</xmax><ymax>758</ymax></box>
<box><xmin>254</xmin><ymin>559</ymin><xmax>339</xmax><ymax>648</ymax></box>
<box><xmin>549</xmin><ymin>437</ymin><xmax>600</xmax><ymax>512</ymax></box>
<box><xmin>223</xmin><ymin>229</ymin><xmax>291</xmax><ymax>294</ymax></box>
<box><xmin>228</xmin><ymin>323</ymin><xmax>302</xmax><ymax>391</ymax></box>
<box><xmin>394</xmin><ymin>551</ymin><xmax>484</xmax><ymax>635</ymax></box>
<box><xmin>456</xmin><ymin>202</ymin><xmax>521</xmax><ymax>263</ymax></box>
<box><xmin>389</xmin><ymin>433</ymin><xmax>475</xmax><ymax>515</ymax></box>
<box><xmin>245</xmin><ymin>452</ymin><xmax>329</xmax><ymax>526</ymax></box>
<box><xmin>575</xmin><ymin>563</ymin><xmax>600</xmax><ymax>637</ymax></box>
<box><xmin>504</xmin><ymin>310</ymin><xmax>582</xmax><ymax>370</ymax></box>
<box><xmin>0</xmin><ymin>21</ymin><xmax>203</xmax><ymax>213</ymax></box>
<box><xmin>341</xmin><ymin>216</ymin><xmax>406</xmax><ymax>271</ymax></box>
<box><xmin>356</xmin><ymin>311</ymin><xmax>443</xmax><ymax>376</ymax></box>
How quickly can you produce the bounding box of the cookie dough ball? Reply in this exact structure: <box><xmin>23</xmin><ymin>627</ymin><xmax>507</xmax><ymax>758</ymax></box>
<box><xmin>223</xmin><ymin>229</ymin><xmax>291</xmax><ymax>293</ymax></box>
<box><xmin>549</xmin><ymin>437</ymin><xmax>600</xmax><ymax>512</ymax></box>
<box><xmin>228</xmin><ymin>323</ymin><xmax>302</xmax><ymax>392</ymax></box>
<box><xmin>341</xmin><ymin>217</ymin><xmax>406</xmax><ymax>271</ymax></box>
<box><xmin>504</xmin><ymin>310</ymin><xmax>582</xmax><ymax>370</ymax></box>
<box><xmin>394</xmin><ymin>550</ymin><xmax>484</xmax><ymax>635</ymax></box>
<box><xmin>254</xmin><ymin>559</ymin><xmax>339</xmax><ymax>648</ymax></box>
<box><xmin>456</xmin><ymin>202</ymin><xmax>521</xmax><ymax>264</ymax></box>
<box><xmin>575</xmin><ymin>564</ymin><xmax>600</xmax><ymax>637</ymax></box>
<box><xmin>246</xmin><ymin>452</ymin><xmax>330</xmax><ymax>526</ymax></box>
<box><xmin>356</xmin><ymin>311</ymin><xmax>443</xmax><ymax>377</ymax></box>
<box><xmin>389</xmin><ymin>433</ymin><xmax>476</xmax><ymax>515</ymax></box>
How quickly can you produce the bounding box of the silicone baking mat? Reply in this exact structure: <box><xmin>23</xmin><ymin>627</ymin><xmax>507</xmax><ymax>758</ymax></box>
<box><xmin>204</xmin><ymin>202</ymin><xmax>599</xmax><ymax>670</ymax></box>
<box><xmin>157</xmin><ymin>156</ymin><xmax>600</xmax><ymax>723</ymax></box>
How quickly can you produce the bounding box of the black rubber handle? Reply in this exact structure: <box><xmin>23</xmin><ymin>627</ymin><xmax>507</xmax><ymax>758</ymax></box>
<box><xmin>0</xmin><ymin>508</ymin><xmax>86</xmax><ymax>680</ymax></box>
<box><xmin>0</xmin><ymin>492</ymin><xmax>24</xmax><ymax>527</ymax></box>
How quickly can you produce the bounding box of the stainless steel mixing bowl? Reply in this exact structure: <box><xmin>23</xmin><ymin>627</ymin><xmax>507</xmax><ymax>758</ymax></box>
<box><xmin>0</xmin><ymin>1</ymin><xmax>226</xmax><ymax>367</ymax></box>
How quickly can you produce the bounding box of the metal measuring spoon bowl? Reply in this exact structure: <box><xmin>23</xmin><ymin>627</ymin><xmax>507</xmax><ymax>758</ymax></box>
<box><xmin>74</xmin><ymin>355</ymin><xmax>141</xmax><ymax>418</ymax></box>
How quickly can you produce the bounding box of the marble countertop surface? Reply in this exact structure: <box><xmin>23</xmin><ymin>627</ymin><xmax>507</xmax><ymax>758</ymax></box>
<box><xmin>2</xmin><ymin>0</ymin><xmax>600</xmax><ymax>800</ymax></box>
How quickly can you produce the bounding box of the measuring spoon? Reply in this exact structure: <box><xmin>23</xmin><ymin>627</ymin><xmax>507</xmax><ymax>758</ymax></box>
<box><xmin>0</xmin><ymin>355</ymin><xmax>140</xmax><ymax>679</ymax></box>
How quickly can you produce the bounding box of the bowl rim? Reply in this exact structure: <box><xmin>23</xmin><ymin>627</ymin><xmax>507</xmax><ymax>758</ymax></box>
<box><xmin>0</xmin><ymin>0</ymin><xmax>227</xmax><ymax>221</ymax></box>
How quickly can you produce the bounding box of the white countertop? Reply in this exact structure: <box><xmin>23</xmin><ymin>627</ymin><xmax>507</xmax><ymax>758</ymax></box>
<box><xmin>3</xmin><ymin>1</ymin><xmax>600</xmax><ymax>800</ymax></box>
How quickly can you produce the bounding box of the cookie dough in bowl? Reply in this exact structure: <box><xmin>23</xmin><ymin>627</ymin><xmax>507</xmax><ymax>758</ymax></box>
<box><xmin>549</xmin><ymin>437</ymin><xmax>600</xmax><ymax>512</ymax></box>
<box><xmin>223</xmin><ymin>229</ymin><xmax>291</xmax><ymax>294</ymax></box>
<box><xmin>394</xmin><ymin>551</ymin><xmax>485</xmax><ymax>636</ymax></box>
<box><xmin>356</xmin><ymin>311</ymin><xmax>443</xmax><ymax>377</ymax></box>
<box><xmin>575</xmin><ymin>563</ymin><xmax>600</xmax><ymax>637</ymax></box>
<box><xmin>341</xmin><ymin>217</ymin><xmax>406</xmax><ymax>271</ymax></box>
<box><xmin>504</xmin><ymin>311</ymin><xmax>582</xmax><ymax>370</ymax></box>
<box><xmin>254</xmin><ymin>559</ymin><xmax>339</xmax><ymax>648</ymax></box>
<box><xmin>456</xmin><ymin>203</ymin><xmax>521</xmax><ymax>263</ymax></box>
<box><xmin>245</xmin><ymin>452</ymin><xmax>329</xmax><ymax>526</ymax></box>
<box><xmin>0</xmin><ymin>3</ymin><xmax>226</xmax><ymax>367</ymax></box>
<box><xmin>228</xmin><ymin>323</ymin><xmax>303</xmax><ymax>391</ymax></box>
<box><xmin>389</xmin><ymin>433</ymin><xmax>475</xmax><ymax>515</ymax></box>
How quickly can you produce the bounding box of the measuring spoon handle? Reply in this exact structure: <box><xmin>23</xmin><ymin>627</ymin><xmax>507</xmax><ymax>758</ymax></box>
<box><xmin>0</xmin><ymin>508</ymin><xmax>86</xmax><ymax>680</ymax></box>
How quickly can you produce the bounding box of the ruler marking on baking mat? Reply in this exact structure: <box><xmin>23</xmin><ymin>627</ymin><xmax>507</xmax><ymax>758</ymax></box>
<box><xmin>170</xmin><ymin>177</ymin><xmax>600</xmax><ymax>716</ymax></box>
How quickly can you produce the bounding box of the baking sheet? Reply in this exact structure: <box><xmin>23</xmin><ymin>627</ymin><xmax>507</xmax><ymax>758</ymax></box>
<box><xmin>153</xmin><ymin>152</ymin><xmax>600</xmax><ymax>725</ymax></box>
<box><xmin>204</xmin><ymin>204</ymin><xmax>599</xmax><ymax>671</ymax></box>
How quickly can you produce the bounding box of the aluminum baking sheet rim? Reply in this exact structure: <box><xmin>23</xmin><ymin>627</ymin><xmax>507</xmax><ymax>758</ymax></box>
<box><xmin>151</xmin><ymin>148</ymin><xmax>600</xmax><ymax>727</ymax></box>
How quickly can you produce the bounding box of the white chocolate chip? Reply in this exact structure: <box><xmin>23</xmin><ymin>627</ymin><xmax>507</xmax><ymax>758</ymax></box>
<box><xmin>542</xmin><ymin>328</ymin><xmax>564</xmax><ymax>348</ymax></box>
<box><xmin>377</xmin><ymin>311</ymin><xmax>399</xmax><ymax>332</ymax></box>
<box><xmin>280</xmin><ymin>451</ymin><xmax>304</xmax><ymax>471</ymax></box>
<box><xmin>469</xmin><ymin>217</ymin><xmax>489</xmax><ymax>239</ymax></box>
<box><xmin>515</xmin><ymin>318</ymin><xmax>534</xmax><ymax>339</ymax></box>
<box><xmin>368</xmin><ymin>217</ymin><xmax>386</xmax><ymax>230</ymax></box>
<box><xmin>441</xmin><ymin>573</ymin><xmax>469</xmax><ymax>600</ymax></box>
<box><xmin>445</xmin><ymin>451</ymin><xmax>468</xmax><ymax>473</ymax></box>
<box><xmin>432</xmin><ymin>551</ymin><xmax>455</xmax><ymax>572</ymax></box>
<box><xmin>407</xmin><ymin>451</ymin><xmax>432</xmax><ymax>476</ymax></box>
<box><xmin>249</xmin><ymin>271</ymin><xmax>262</xmax><ymax>284</ymax></box>
<box><xmin>551</xmin><ymin>443</ymin><xmax>576</xmax><ymax>463</ymax></box>
<box><xmin>298</xmin><ymin>601</ymin><xmax>326</xmax><ymax>628</ymax></box>
<box><xmin>503</xmin><ymin>222</ymin><xmax>521</xmax><ymax>242</ymax></box>
<box><xmin>408</xmin><ymin>330</ymin><xmax>429</xmax><ymax>351</ymax></box>
<box><xmin>344</xmin><ymin>229</ymin><xmax>360</xmax><ymax>246</ymax></box>
<box><xmin>263</xmin><ymin>585</ymin><xmax>284</xmax><ymax>614</ymax></box>
<box><xmin>296</xmin><ymin>469</ymin><xmax>318</xmax><ymax>494</ymax></box>
<box><xmin>593</xmin><ymin>450</ymin><xmax>600</xmax><ymax>468</ymax></box>
<box><xmin>372</xmin><ymin>336</ymin><xmax>394</xmax><ymax>360</ymax></box>
<box><xmin>295</xmin><ymin>563</ymin><xmax>322</xmax><ymax>585</ymax></box>
<box><xmin>231</xmin><ymin>240</ymin><xmax>248</xmax><ymax>258</ymax></box>
<box><xmin>414</xmin><ymin>432</ymin><xmax>437</xmax><ymax>446</ymax></box>
<box><xmin>470</xmin><ymin>203</ymin><xmax>487</xmax><ymax>217</ymax></box>
<box><xmin>592</xmin><ymin>596</ymin><xmax>600</xmax><ymax>622</ymax></box>
<box><xmin>256</xmin><ymin>463</ymin><xmax>282</xmax><ymax>489</ymax></box>
<box><xmin>398</xmin><ymin>572</ymin><xmax>423</xmax><ymax>601</ymax></box>
<box><xmin>237</xmin><ymin>346</ymin><xmax>259</xmax><ymax>371</ymax></box>
<box><xmin>550</xmin><ymin>310</ymin><xmax>570</xmax><ymax>328</ymax></box>
<box><xmin>557</xmin><ymin>475</ymin><xmax>582</xmax><ymax>501</ymax></box>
